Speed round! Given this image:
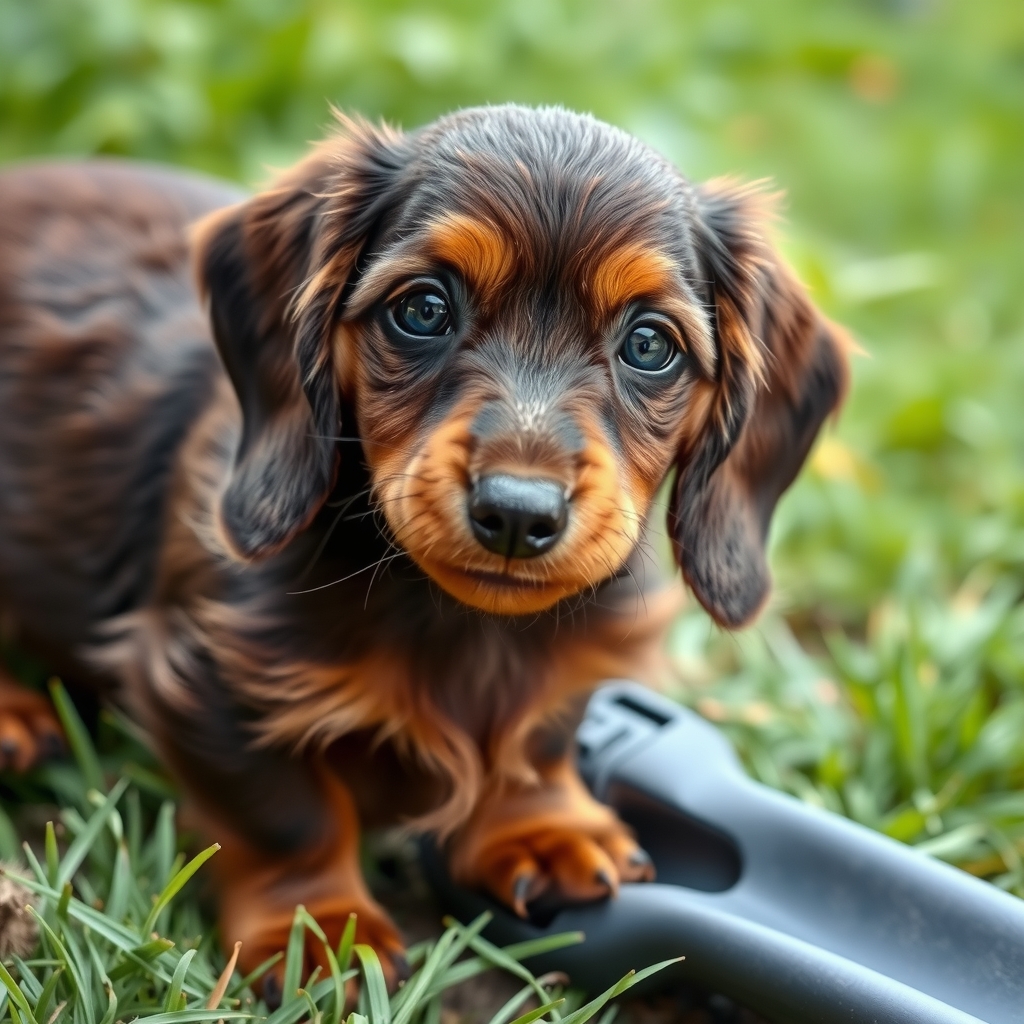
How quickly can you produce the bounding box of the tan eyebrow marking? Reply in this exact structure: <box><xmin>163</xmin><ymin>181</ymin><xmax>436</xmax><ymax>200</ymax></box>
<box><xmin>589</xmin><ymin>242</ymin><xmax>677</xmax><ymax>315</ymax></box>
<box><xmin>587</xmin><ymin>242</ymin><xmax>717</xmax><ymax>376</ymax></box>
<box><xmin>424</xmin><ymin>214</ymin><xmax>516</xmax><ymax>296</ymax></box>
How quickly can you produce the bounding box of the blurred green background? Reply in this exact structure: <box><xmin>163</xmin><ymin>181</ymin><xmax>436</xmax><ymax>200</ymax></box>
<box><xmin>2</xmin><ymin>0</ymin><xmax>1024</xmax><ymax>889</ymax></box>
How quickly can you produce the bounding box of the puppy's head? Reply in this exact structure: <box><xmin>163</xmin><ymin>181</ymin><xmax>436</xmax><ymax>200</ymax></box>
<box><xmin>196</xmin><ymin>105</ymin><xmax>848</xmax><ymax>626</ymax></box>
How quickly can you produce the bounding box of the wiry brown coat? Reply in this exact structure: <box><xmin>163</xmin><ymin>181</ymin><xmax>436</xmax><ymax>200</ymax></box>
<box><xmin>0</xmin><ymin>106</ymin><xmax>848</xmax><ymax>985</ymax></box>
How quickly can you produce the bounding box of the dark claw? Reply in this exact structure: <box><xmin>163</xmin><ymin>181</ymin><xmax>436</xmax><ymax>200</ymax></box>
<box><xmin>0</xmin><ymin>739</ymin><xmax>17</xmax><ymax>758</ymax></box>
<box><xmin>262</xmin><ymin>972</ymin><xmax>282</xmax><ymax>1010</ymax></box>
<box><xmin>595</xmin><ymin>868</ymin><xmax>614</xmax><ymax>891</ymax></box>
<box><xmin>513</xmin><ymin>873</ymin><xmax>534</xmax><ymax>916</ymax></box>
<box><xmin>628</xmin><ymin>847</ymin><xmax>656</xmax><ymax>881</ymax></box>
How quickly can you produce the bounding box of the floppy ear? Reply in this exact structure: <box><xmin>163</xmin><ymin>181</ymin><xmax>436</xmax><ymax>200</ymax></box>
<box><xmin>194</xmin><ymin>118</ymin><xmax>409</xmax><ymax>560</ymax></box>
<box><xmin>670</xmin><ymin>180</ymin><xmax>851</xmax><ymax>628</ymax></box>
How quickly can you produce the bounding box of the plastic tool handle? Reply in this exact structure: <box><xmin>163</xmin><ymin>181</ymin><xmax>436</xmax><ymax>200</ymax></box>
<box><xmin>423</xmin><ymin>682</ymin><xmax>1024</xmax><ymax>1023</ymax></box>
<box><xmin>591</xmin><ymin>683</ymin><xmax>1024</xmax><ymax>1023</ymax></box>
<box><xmin>421</xmin><ymin>848</ymin><xmax>986</xmax><ymax>1024</ymax></box>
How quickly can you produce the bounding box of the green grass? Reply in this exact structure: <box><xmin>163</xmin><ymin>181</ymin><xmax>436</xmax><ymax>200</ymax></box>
<box><xmin>0</xmin><ymin>684</ymin><xmax>676</xmax><ymax>1024</ymax></box>
<box><xmin>666</xmin><ymin>576</ymin><xmax>1024</xmax><ymax>892</ymax></box>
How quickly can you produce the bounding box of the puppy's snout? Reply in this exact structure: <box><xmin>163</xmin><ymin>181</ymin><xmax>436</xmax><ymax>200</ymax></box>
<box><xmin>468</xmin><ymin>475</ymin><xmax>567</xmax><ymax>559</ymax></box>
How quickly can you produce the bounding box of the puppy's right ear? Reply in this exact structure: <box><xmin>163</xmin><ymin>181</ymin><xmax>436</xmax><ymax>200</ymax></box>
<box><xmin>669</xmin><ymin>180</ymin><xmax>850</xmax><ymax>628</ymax></box>
<box><xmin>194</xmin><ymin>118</ymin><xmax>409</xmax><ymax>560</ymax></box>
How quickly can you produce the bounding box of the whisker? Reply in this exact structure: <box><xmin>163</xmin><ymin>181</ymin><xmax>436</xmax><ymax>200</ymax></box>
<box><xmin>308</xmin><ymin>434</ymin><xmax>420</xmax><ymax>456</ymax></box>
<box><xmin>363</xmin><ymin>537</ymin><xmax>405</xmax><ymax>608</ymax></box>
<box><xmin>297</xmin><ymin>490</ymin><xmax>373</xmax><ymax>579</ymax></box>
<box><xmin>598</xmin><ymin>538</ymin><xmax>648</xmax><ymax>635</ymax></box>
<box><xmin>324</xmin><ymin>485</ymin><xmax>373</xmax><ymax>509</ymax></box>
<box><xmin>298</xmin><ymin>472</ymin><xmax>430</xmax><ymax>578</ymax></box>
<box><xmin>286</xmin><ymin>551</ymin><xmax>406</xmax><ymax>595</ymax></box>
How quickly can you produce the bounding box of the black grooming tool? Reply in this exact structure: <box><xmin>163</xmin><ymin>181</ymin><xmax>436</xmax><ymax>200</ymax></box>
<box><xmin>423</xmin><ymin>682</ymin><xmax>1024</xmax><ymax>1024</ymax></box>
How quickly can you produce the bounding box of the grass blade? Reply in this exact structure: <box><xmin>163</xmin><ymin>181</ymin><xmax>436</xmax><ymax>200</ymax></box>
<box><xmin>105</xmin><ymin>842</ymin><xmax>132</xmax><ymax>923</ymax></box>
<box><xmin>296</xmin><ymin>908</ymin><xmax>328</xmax><ymax>944</ymax></box>
<box><xmin>83</xmin><ymin>933</ymin><xmax>117</xmax><ymax>1024</ymax></box>
<box><xmin>501</xmin><ymin>934</ymin><xmax>586</xmax><ymax>962</ymax></box>
<box><xmin>56</xmin><ymin>881</ymin><xmax>72</xmax><ymax>921</ymax></box>
<box><xmin>394</xmin><ymin>914</ymin><xmax>490</xmax><ymax>1024</ymax></box>
<box><xmin>33</xmin><ymin>966</ymin><xmax>63</xmax><ymax>1024</ymax></box>
<box><xmin>309</xmin><ymin>934</ymin><xmax>345</xmax><ymax>1024</ymax></box>
<box><xmin>557</xmin><ymin>958</ymin><xmax>683</xmax><ymax>1024</ymax></box>
<box><xmin>164</xmin><ymin>949</ymin><xmax>196</xmax><ymax>1012</ymax></box>
<box><xmin>485</xmin><ymin>981</ymin><xmax>542</xmax><ymax>1024</ymax></box>
<box><xmin>207</xmin><ymin>941</ymin><xmax>241</xmax><ymax>1010</ymax></box>
<box><xmin>108</xmin><ymin>940</ymin><xmax>175</xmax><ymax>982</ymax></box>
<box><xmin>507</xmin><ymin>999</ymin><xmax>565</xmax><ymax>1024</ymax></box>
<box><xmin>352</xmin><ymin>945</ymin><xmax>390</xmax><ymax>1024</ymax></box>
<box><xmin>141</xmin><ymin>843</ymin><xmax>220</xmax><ymax>938</ymax></box>
<box><xmin>128</xmin><ymin>939</ymin><xmax>177</xmax><ymax>961</ymax></box>
<box><xmin>423</xmin><ymin>997</ymin><xmax>441</xmax><ymax>1024</ymax></box>
<box><xmin>282</xmin><ymin>905</ymin><xmax>307</xmax><ymax>1005</ymax></box>
<box><xmin>336</xmin><ymin>913</ymin><xmax>357</xmax><ymax>971</ymax></box>
<box><xmin>12</xmin><ymin>959</ymin><xmax>43</xmax><ymax>1002</ymax></box>
<box><xmin>441</xmin><ymin>924</ymin><xmax>554</xmax><ymax>1011</ymax></box>
<box><xmin>49</xmin><ymin>679</ymin><xmax>104</xmax><ymax>795</ymax></box>
<box><xmin>26</xmin><ymin>909</ymin><xmax>90</xmax><ymax>1024</ymax></box>
<box><xmin>130</xmin><ymin>1011</ymin><xmax>252</xmax><ymax>1024</ymax></box>
<box><xmin>44</xmin><ymin>823</ymin><xmax>59</xmax><ymax>887</ymax></box>
<box><xmin>390</xmin><ymin>930</ymin><xmax>458</xmax><ymax>1024</ymax></box>
<box><xmin>56</xmin><ymin>779</ymin><xmax>129</xmax><ymax>887</ymax></box>
<box><xmin>298</xmin><ymin>988</ymin><xmax>320</xmax><ymax>1024</ymax></box>
<box><xmin>21</xmin><ymin>842</ymin><xmax>47</xmax><ymax>886</ymax></box>
<box><xmin>98</xmin><ymin>982</ymin><xmax>117</xmax><ymax>1024</ymax></box>
<box><xmin>432</xmin><ymin>930</ymin><xmax>585</xmax><ymax>991</ymax></box>
<box><xmin>0</xmin><ymin>959</ymin><xmax>38</xmax><ymax>1024</ymax></box>
<box><xmin>152</xmin><ymin>801</ymin><xmax>177</xmax><ymax>891</ymax></box>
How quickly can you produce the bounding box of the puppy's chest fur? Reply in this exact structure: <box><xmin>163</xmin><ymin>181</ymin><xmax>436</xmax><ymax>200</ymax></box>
<box><xmin>143</xmin><ymin>387</ymin><xmax>676</xmax><ymax>825</ymax></box>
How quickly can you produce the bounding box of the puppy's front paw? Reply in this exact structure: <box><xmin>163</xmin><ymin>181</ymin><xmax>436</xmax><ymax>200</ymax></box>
<box><xmin>450</xmin><ymin>762</ymin><xmax>655</xmax><ymax>918</ymax></box>
<box><xmin>472</xmin><ymin>818</ymin><xmax>655</xmax><ymax>916</ymax></box>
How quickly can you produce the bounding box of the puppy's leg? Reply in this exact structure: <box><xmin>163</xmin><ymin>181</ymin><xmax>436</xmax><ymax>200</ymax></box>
<box><xmin>0</xmin><ymin>668</ymin><xmax>63</xmax><ymax>772</ymax></box>
<box><xmin>449</xmin><ymin>754</ymin><xmax>655</xmax><ymax>917</ymax></box>
<box><xmin>142</xmin><ymin>660</ymin><xmax>405</xmax><ymax>993</ymax></box>
<box><xmin>211</xmin><ymin>772</ymin><xmax>407</xmax><ymax>999</ymax></box>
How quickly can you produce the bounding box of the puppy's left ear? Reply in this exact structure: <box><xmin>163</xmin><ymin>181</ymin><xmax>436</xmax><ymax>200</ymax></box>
<box><xmin>194</xmin><ymin>117</ymin><xmax>410</xmax><ymax>560</ymax></box>
<box><xmin>670</xmin><ymin>180</ymin><xmax>851</xmax><ymax>628</ymax></box>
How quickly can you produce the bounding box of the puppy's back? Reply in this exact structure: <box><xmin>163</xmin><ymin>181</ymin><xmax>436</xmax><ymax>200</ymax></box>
<box><xmin>0</xmin><ymin>161</ymin><xmax>242</xmax><ymax>660</ymax></box>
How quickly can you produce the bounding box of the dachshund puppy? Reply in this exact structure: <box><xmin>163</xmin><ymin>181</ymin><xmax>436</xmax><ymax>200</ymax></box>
<box><xmin>0</xmin><ymin>105</ymin><xmax>848</xmax><ymax>987</ymax></box>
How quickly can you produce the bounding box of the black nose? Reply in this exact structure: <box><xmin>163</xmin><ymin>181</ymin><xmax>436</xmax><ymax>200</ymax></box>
<box><xmin>468</xmin><ymin>475</ymin><xmax>568</xmax><ymax>559</ymax></box>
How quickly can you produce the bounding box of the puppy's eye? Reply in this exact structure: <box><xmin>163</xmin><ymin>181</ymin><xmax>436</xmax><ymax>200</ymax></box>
<box><xmin>393</xmin><ymin>290</ymin><xmax>452</xmax><ymax>337</ymax></box>
<box><xmin>619</xmin><ymin>325</ymin><xmax>676</xmax><ymax>372</ymax></box>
